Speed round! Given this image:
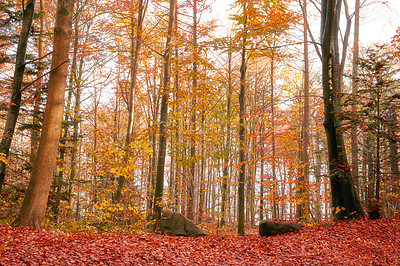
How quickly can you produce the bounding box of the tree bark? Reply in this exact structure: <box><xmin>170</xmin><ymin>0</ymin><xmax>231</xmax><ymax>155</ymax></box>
<box><xmin>238</xmin><ymin>13</ymin><xmax>247</xmax><ymax>236</ymax></box>
<box><xmin>270</xmin><ymin>56</ymin><xmax>278</xmax><ymax>219</ymax></box>
<box><xmin>12</xmin><ymin>0</ymin><xmax>75</xmax><ymax>229</ymax></box>
<box><xmin>0</xmin><ymin>0</ymin><xmax>36</xmax><ymax>192</ymax></box>
<box><xmin>297</xmin><ymin>0</ymin><xmax>310</xmax><ymax>221</ymax></box>
<box><xmin>153</xmin><ymin>0</ymin><xmax>177</xmax><ymax>228</ymax></box>
<box><xmin>31</xmin><ymin>0</ymin><xmax>45</xmax><ymax>165</ymax></box>
<box><xmin>115</xmin><ymin>0</ymin><xmax>148</xmax><ymax>203</ymax></box>
<box><xmin>321</xmin><ymin>0</ymin><xmax>363</xmax><ymax>221</ymax></box>
<box><xmin>259</xmin><ymin>90</ymin><xmax>265</xmax><ymax>221</ymax></box>
<box><xmin>188</xmin><ymin>0</ymin><xmax>198</xmax><ymax>220</ymax></box>
<box><xmin>351</xmin><ymin>0</ymin><xmax>360</xmax><ymax>186</ymax></box>
<box><xmin>198</xmin><ymin>112</ymin><xmax>205</xmax><ymax>223</ymax></box>
<box><xmin>221</xmin><ymin>43</ymin><xmax>232</xmax><ymax>227</ymax></box>
<box><xmin>388</xmin><ymin>104</ymin><xmax>399</xmax><ymax>216</ymax></box>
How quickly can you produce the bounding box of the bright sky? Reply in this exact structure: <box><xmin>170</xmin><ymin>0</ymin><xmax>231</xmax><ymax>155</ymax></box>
<box><xmin>209</xmin><ymin>0</ymin><xmax>400</xmax><ymax>46</ymax></box>
<box><xmin>359</xmin><ymin>0</ymin><xmax>400</xmax><ymax>46</ymax></box>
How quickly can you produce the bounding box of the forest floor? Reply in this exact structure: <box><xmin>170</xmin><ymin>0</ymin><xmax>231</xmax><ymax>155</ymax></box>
<box><xmin>1</xmin><ymin>216</ymin><xmax>399</xmax><ymax>265</ymax></box>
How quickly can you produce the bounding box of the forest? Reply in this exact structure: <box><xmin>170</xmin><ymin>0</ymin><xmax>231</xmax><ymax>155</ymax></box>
<box><xmin>1</xmin><ymin>0</ymin><xmax>400</xmax><ymax>253</ymax></box>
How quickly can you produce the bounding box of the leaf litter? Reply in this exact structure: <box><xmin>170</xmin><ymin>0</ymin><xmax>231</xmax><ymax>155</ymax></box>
<box><xmin>0</xmin><ymin>216</ymin><xmax>399</xmax><ymax>265</ymax></box>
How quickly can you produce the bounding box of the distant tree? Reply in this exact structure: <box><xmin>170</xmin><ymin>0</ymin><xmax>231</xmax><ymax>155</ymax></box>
<box><xmin>297</xmin><ymin>0</ymin><xmax>310</xmax><ymax>222</ymax></box>
<box><xmin>115</xmin><ymin>0</ymin><xmax>149</xmax><ymax>203</ymax></box>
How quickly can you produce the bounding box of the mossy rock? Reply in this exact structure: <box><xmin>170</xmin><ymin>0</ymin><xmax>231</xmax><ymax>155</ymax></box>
<box><xmin>159</xmin><ymin>210</ymin><xmax>206</xmax><ymax>237</ymax></box>
<box><xmin>259</xmin><ymin>221</ymin><xmax>302</xmax><ymax>237</ymax></box>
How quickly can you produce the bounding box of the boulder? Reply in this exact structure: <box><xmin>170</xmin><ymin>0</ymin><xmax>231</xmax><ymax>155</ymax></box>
<box><xmin>259</xmin><ymin>221</ymin><xmax>302</xmax><ymax>237</ymax></box>
<box><xmin>159</xmin><ymin>210</ymin><xmax>207</xmax><ymax>237</ymax></box>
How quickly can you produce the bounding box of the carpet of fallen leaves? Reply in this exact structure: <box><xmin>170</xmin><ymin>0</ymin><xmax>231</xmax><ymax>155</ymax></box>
<box><xmin>1</xmin><ymin>216</ymin><xmax>399</xmax><ymax>265</ymax></box>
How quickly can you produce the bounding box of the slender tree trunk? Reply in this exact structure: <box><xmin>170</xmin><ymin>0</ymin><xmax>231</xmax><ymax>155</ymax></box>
<box><xmin>68</xmin><ymin>60</ymin><xmax>82</xmax><ymax>210</ymax></box>
<box><xmin>146</xmin><ymin>57</ymin><xmax>160</xmax><ymax>219</ymax></box>
<box><xmin>388</xmin><ymin>104</ymin><xmax>399</xmax><ymax>216</ymax></box>
<box><xmin>0</xmin><ymin>0</ymin><xmax>36</xmax><ymax>192</ymax></box>
<box><xmin>153</xmin><ymin>0</ymin><xmax>177</xmax><ymax>228</ymax></box>
<box><xmin>12</xmin><ymin>0</ymin><xmax>75</xmax><ymax>229</ymax></box>
<box><xmin>115</xmin><ymin>0</ymin><xmax>148</xmax><ymax>203</ymax></box>
<box><xmin>221</xmin><ymin>44</ymin><xmax>232</xmax><ymax>227</ymax></box>
<box><xmin>91</xmin><ymin>86</ymin><xmax>100</xmax><ymax>211</ymax></box>
<box><xmin>172</xmin><ymin>38</ymin><xmax>179</xmax><ymax>212</ymax></box>
<box><xmin>259</xmin><ymin>77</ymin><xmax>266</xmax><ymax>221</ymax></box>
<box><xmin>31</xmin><ymin>0</ymin><xmax>45</xmax><ymax>165</ymax></box>
<box><xmin>351</xmin><ymin>0</ymin><xmax>360</xmax><ymax>187</ymax></box>
<box><xmin>373</xmin><ymin>92</ymin><xmax>381</xmax><ymax>219</ymax></box>
<box><xmin>68</xmin><ymin>7</ymin><xmax>85</xmax><ymax>211</ymax></box>
<box><xmin>198</xmin><ymin>112</ymin><xmax>205</xmax><ymax>223</ymax></box>
<box><xmin>314</xmin><ymin>132</ymin><xmax>323</xmax><ymax>223</ymax></box>
<box><xmin>249</xmin><ymin>120</ymin><xmax>256</xmax><ymax>226</ymax></box>
<box><xmin>188</xmin><ymin>0</ymin><xmax>198</xmax><ymax>220</ymax></box>
<box><xmin>271</xmin><ymin>57</ymin><xmax>278</xmax><ymax>219</ymax></box>
<box><xmin>259</xmin><ymin>118</ymin><xmax>265</xmax><ymax>221</ymax></box>
<box><xmin>238</xmin><ymin>14</ymin><xmax>247</xmax><ymax>236</ymax></box>
<box><xmin>297</xmin><ymin>0</ymin><xmax>310</xmax><ymax>221</ymax></box>
<box><xmin>321</xmin><ymin>0</ymin><xmax>363</xmax><ymax>221</ymax></box>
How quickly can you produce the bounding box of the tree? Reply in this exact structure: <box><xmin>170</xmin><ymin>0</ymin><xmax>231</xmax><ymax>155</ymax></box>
<box><xmin>188</xmin><ymin>0</ymin><xmax>198</xmax><ymax>221</ymax></box>
<box><xmin>341</xmin><ymin>45</ymin><xmax>400</xmax><ymax>219</ymax></box>
<box><xmin>31</xmin><ymin>0</ymin><xmax>45</xmax><ymax>165</ymax></box>
<box><xmin>351</xmin><ymin>0</ymin><xmax>360</xmax><ymax>190</ymax></box>
<box><xmin>220</xmin><ymin>37</ymin><xmax>233</xmax><ymax>227</ymax></box>
<box><xmin>153</xmin><ymin>0</ymin><xmax>177</xmax><ymax>228</ymax></box>
<box><xmin>12</xmin><ymin>0</ymin><xmax>75</xmax><ymax>228</ymax></box>
<box><xmin>0</xmin><ymin>0</ymin><xmax>36</xmax><ymax>192</ymax></box>
<box><xmin>320</xmin><ymin>0</ymin><xmax>363</xmax><ymax>220</ymax></box>
<box><xmin>115</xmin><ymin>0</ymin><xmax>149</xmax><ymax>203</ymax></box>
<box><xmin>296</xmin><ymin>0</ymin><xmax>310</xmax><ymax>222</ymax></box>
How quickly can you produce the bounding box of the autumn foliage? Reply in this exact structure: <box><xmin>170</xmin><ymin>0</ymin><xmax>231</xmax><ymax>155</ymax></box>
<box><xmin>1</xmin><ymin>216</ymin><xmax>400</xmax><ymax>265</ymax></box>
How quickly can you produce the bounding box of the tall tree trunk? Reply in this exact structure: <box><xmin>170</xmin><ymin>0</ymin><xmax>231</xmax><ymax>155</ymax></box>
<box><xmin>91</xmin><ymin>86</ymin><xmax>100</xmax><ymax>211</ymax></box>
<box><xmin>271</xmin><ymin>56</ymin><xmax>278</xmax><ymax>219</ymax></box>
<box><xmin>198</xmin><ymin>112</ymin><xmax>205</xmax><ymax>223</ymax></box>
<box><xmin>0</xmin><ymin>0</ymin><xmax>36</xmax><ymax>192</ymax></box>
<box><xmin>388</xmin><ymin>104</ymin><xmax>399</xmax><ymax>216</ymax></box>
<box><xmin>238</xmin><ymin>13</ymin><xmax>247</xmax><ymax>236</ymax></box>
<box><xmin>297</xmin><ymin>0</ymin><xmax>310</xmax><ymax>221</ymax></box>
<box><xmin>68</xmin><ymin>4</ymin><xmax>86</xmax><ymax>212</ymax></box>
<box><xmin>221</xmin><ymin>43</ymin><xmax>232</xmax><ymax>227</ymax></box>
<box><xmin>351</xmin><ymin>0</ymin><xmax>360</xmax><ymax>187</ymax></box>
<box><xmin>314</xmin><ymin>133</ymin><xmax>323</xmax><ymax>223</ymax></box>
<box><xmin>68</xmin><ymin>59</ymin><xmax>83</xmax><ymax>212</ymax></box>
<box><xmin>146</xmin><ymin>56</ymin><xmax>160</xmax><ymax>219</ymax></box>
<box><xmin>249</xmin><ymin>119</ymin><xmax>256</xmax><ymax>226</ymax></box>
<box><xmin>31</xmin><ymin>0</ymin><xmax>45</xmax><ymax>165</ymax></box>
<box><xmin>12</xmin><ymin>0</ymin><xmax>75</xmax><ymax>229</ymax></box>
<box><xmin>53</xmin><ymin>3</ymin><xmax>80</xmax><ymax>219</ymax></box>
<box><xmin>321</xmin><ymin>0</ymin><xmax>363</xmax><ymax>221</ymax></box>
<box><xmin>115</xmin><ymin>0</ymin><xmax>148</xmax><ymax>203</ymax></box>
<box><xmin>153</xmin><ymin>0</ymin><xmax>177</xmax><ymax>228</ymax></box>
<box><xmin>259</xmin><ymin>113</ymin><xmax>265</xmax><ymax>221</ymax></box>
<box><xmin>188</xmin><ymin>0</ymin><xmax>197</xmax><ymax>220</ymax></box>
<box><xmin>172</xmin><ymin>37</ymin><xmax>179</xmax><ymax>212</ymax></box>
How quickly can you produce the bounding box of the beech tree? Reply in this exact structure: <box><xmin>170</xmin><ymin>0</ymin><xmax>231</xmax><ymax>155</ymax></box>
<box><xmin>320</xmin><ymin>0</ymin><xmax>363</xmax><ymax>220</ymax></box>
<box><xmin>153</xmin><ymin>0</ymin><xmax>177</xmax><ymax>227</ymax></box>
<box><xmin>12</xmin><ymin>0</ymin><xmax>75</xmax><ymax>228</ymax></box>
<box><xmin>297</xmin><ymin>0</ymin><xmax>310</xmax><ymax>222</ymax></box>
<box><xmin>2</xmin><ymin>0</ymin><xmax>398</xmax><ymax>232</ymax></box>
<box><xmin>115</xmin><ymin>0</ymin><xmax>149</xmax><ymax>203</ymax></box>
